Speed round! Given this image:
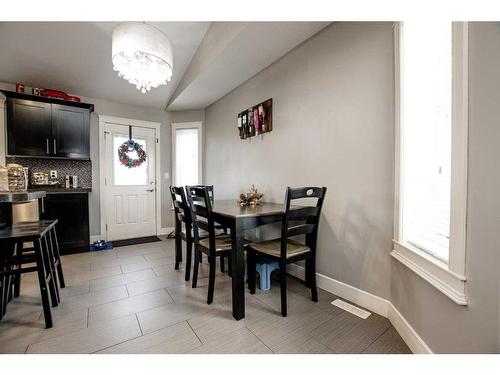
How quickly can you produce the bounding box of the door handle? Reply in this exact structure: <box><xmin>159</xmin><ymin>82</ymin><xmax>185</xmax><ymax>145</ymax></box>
<box><xmin>146</xmin><ymin>189</ymin><xmax>155</xmax><ymax>192</ymax></box>
<box><xmin>46</xmin><ymin>139</ymin><xmax>50</xmax><ymax>154</ymax></box>
<box><xmin>53</xmin><ymin>139</ymin><xmax>57</xmax><ymax>155</ymax></box>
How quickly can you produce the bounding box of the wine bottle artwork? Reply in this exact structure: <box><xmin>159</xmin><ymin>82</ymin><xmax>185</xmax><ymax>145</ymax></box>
<box><xmin>253</xmin><ymin>107</ymin><xmax>260</xmax><ymax>135</ymax></box>
<box><xmin>237</xmin><ymin>114</ymin><xmax>243</xmax><ymax>139</ymax></box>
<box><xmin>258</xmin><ymin>104</ymin><xmax>266</xmax><ymax>132</ymax></box>
<box><xmin>248</xmin><ymin>109</ymin><xmax>254</xmax><ymax>136</ymax></box>
<box><xmin>236</xmin><ymin>98</ymin><xmax>272</xmax><ymax>140</ymax></box>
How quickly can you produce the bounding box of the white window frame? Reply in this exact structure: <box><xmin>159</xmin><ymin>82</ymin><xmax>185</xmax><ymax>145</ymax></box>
<box><xmin>171</xmin><ymin>121</ymin><xmax>203</xmax><ymax>187</ymax></box>
<box><xmin>392</xmin><ymin>22</ymin><xmax>468</xmax><ymax>305</ymax></box>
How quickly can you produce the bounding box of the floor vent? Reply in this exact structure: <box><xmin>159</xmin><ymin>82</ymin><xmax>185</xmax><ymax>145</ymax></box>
<box><xmin>332</xmin><ymin>299</ymin><xmax>371</xmax><ymax>319</ymax></box>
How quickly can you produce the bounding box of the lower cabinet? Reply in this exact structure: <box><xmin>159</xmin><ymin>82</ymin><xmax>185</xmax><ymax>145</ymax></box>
<box><xmin>40</xmin><ymin>193</ymin><xmax>89</xmax><ymax>254</ymax></box>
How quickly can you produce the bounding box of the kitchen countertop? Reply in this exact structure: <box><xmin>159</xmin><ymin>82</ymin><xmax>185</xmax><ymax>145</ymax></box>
<box><xmin>28</xmin><ymin>186</ymin><xmax>91</xmax><ymax>194</ymax></box>
<box><xmin>0</xmin><ymin>190</ymin><xmax>46</xmax><ymax>203</ymax></box>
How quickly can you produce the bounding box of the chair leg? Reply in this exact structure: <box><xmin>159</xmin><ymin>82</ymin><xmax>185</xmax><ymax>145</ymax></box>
<box><xmin>51</xmin><ymin>226</ymin><xmax>65</xmax><ymax>288</ymax></box>
<box><xmin>220</xmin><ymin>255</ymin><xmax>225</xmax><ymax>273</ymax></box>
<box><xmin>192</xmin><ymin>245</ymin><xmax>200</xmax><ymax>288</ymax></box>
<box><xmin>207</xmin><ymin>254</ymin><xmax>216</xmax><ymax>304</ymax></box>
<box><xmin>307</xmin><ymin>256</ymin><xmax>318</xmax><ymax>302</ymax></box>
<box><xmin>304</xmin><ymin>256</ymin><xmax>312</xmax><ymax>288</ymax></box>
<box><xmin>280</xmin><ymin>262</ymin><xmax>287</xmax><ymax>317</ymax></box>
<box><xmin>247</xmin><ymin>251</ymin><xmax>256</xmax><ymax>294</ymax></box>
<box><xmin>13</xmin><ymin>241</ymin><xmax>22</xmax><ymax>298</ymax></box>
<box><xmin>34</xmin><ymin>239</ymin><xmax>52</xmax><ymax>328</ymax></box>
<box><xmin>0</xmin><ymin>271</ymin><xmax>4</xmax><ymax>320</ymax></box>
<box><xmin>185</xmin><ymin>239</ymin><xmax>193</xmax><ymax>281</ymax></box>
<box><xmin>174</xmin><ymin>233</ymin><xmax>182</xmax><ymax>270</ymax></box>
<box><xmin>43</xmin><ymin>236</ymin><xmax>59</xmax><ymax>307</ymax></box>
<box><xmin>46</xmin><ymin>231</ymin><xmax>61</xmax><ymax>303</ymax></box>
<box><xmin>228</xmin><ymin>254</ymin><xmax>232</xmax><ymax>278</ymax></box>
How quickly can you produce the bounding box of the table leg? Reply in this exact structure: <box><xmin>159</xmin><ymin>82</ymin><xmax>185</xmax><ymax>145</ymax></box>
<box><xmin>230</xmin><ymin>218</ymin><xmax>245</xmax><ymax>320</ymax></box>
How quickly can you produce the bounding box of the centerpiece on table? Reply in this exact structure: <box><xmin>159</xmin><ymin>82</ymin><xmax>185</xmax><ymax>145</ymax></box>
<box><xmin>238</xmin><ymin>185</ymin><xmax>264</xmax><ymax>206</ymax></box>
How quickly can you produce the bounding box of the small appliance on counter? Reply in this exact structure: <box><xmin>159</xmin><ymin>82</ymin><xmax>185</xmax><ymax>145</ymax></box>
<box><xmin>65</xmin><ymin>175</ymin><xmax>79</xmax><ymax>188</ymax></box>
<box><xmin>32</xmin><ymin>170</ymin><xmax>60</xmax><ymax>187</ymax></box>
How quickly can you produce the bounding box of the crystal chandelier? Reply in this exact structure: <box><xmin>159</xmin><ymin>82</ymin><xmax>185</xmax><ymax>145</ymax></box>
<box><xmin>112</xmin><ymin>22</ymin><xmax>173</xmax><ymax>93</ymax></box>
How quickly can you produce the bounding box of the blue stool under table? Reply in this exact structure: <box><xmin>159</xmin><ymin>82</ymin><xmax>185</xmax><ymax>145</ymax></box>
<box><xmin>255</xmin><ymin>260</ymin><xmax>279</xmax><ymax>291</ymax></box>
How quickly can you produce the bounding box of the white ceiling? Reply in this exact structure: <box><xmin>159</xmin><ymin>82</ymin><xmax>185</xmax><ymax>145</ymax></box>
<box><xmin>0</xmin><ymin>22</ymin><xmax>210</xmax><ymax>109</ymax></box>
<box><xmin>0</xmin><ymin>22</ymin><xmax>330</xmax><ymax>111</ymax></box>
<box><xmin>167</xmin><ymin>22</ymin><xmax>331</xmax><ymax>110</ymax></box>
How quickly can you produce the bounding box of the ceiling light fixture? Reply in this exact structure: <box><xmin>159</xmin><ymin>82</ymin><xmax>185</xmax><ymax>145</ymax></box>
<box><xmin>112</xmin><ymin>22</ymin><xmax>173</xmax><ymax>93</ymax></box>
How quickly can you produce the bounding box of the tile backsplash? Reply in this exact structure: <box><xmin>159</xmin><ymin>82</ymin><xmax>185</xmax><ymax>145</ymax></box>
<box><xmin>5</xmin><ymin>157</ymin><xmax>92</xmax><ymax>189</ymax></box>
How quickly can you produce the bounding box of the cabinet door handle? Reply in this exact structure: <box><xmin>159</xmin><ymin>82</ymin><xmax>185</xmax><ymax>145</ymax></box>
<box><xmin>53</xmin><ymin>139</ymin><xmax>57</xmax><ymax>155</ymax></box>
<box><xmin>46</xmin><ymin>139</ymin><xmax>50</xmax><ymax>154</ymax></box>
<box><xmin>41</xmin><ymin>197</ymin><xmax>45</xmax><ymax>214</ymax></box>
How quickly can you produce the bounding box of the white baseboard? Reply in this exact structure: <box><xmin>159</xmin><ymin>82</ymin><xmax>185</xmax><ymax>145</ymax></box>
<box><xmin>158</xmin><ymin>227</ymin><xmax>174</xmax><ymax>236</ymax></box>
<box><xmin>286</xmin><ymin>263</ymin><xmax>432</xmax><ymax>354</ymax></box>
<box><xmin>387</xmin><ymin>302</ymin><xmax>432</xmax><ymax>354</ymax></box>
<box><xmin>92</xmin><ymin>228</ymin><xmax>174</xmax><ymax>242</ymax></box>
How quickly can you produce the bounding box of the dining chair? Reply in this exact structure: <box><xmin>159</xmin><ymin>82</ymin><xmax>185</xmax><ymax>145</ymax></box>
<box><xmin>246</xmin><ymin>186</ymin><xmax>327</xmax><ymax>317</ymax></box>
<box><xmin>170</xmin><ymin>186</ymin><xmax>196</xmax><ymax>281</ymax></box>
<box><xmin>188</xmin><ymin>184</ymin><xmax>229</xmax><ymax>272</ymax></box>
<box><xmin>186</xmin><ymin>185</ymin><xmax>233</xmax><ymax>304</ymax></box>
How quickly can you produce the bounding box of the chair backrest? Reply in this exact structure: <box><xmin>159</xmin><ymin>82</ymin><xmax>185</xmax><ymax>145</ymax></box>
<box><xmin>185</xmin><ymin>185</ymin><xmax>217</xmax><ymax>251</ymax></box>
<box><xmin>281</xmin><ymin>186</ymin><xmax>327</xmax><ymax>258</ymax></box>
<box><xmin>169</xmin><ymin>186</ymin><xmax>191</xmax><ymax>233</ymax></box>
<box><xmin>189</xmin><ymin>185</ymin><xmax>214</xmax><ymax>204</ymax></box>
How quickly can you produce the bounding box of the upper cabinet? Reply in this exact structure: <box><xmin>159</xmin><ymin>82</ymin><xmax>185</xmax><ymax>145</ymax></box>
<box><xmin>52</xmin><ymin>104</ymin><xmax>90</xmax><ymax>159</ymax></box>
<box><xmin>2</xmin><ymin>91</ymin><xmax>93</xmax><ymax>160</ymax></box>
<box><xmin>7</xmin><ymin>99</ymin><xmax>53</xmax><ymax>157</ymax></box>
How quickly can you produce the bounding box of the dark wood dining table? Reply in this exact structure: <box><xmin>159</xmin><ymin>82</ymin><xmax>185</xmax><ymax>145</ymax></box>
<box><xmin>211</xmin><ymin>200</ymin><xmax>286</xmax><ymax>320</ymax></box>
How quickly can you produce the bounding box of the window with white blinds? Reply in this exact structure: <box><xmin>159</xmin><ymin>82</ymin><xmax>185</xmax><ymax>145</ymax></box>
<box><xmin>393</xmin><ymin>22</ymin><xmax>468</xmax><ymax>304</ymax></box>
<box><xmin>400</xmin><ymin>22</ymin><xmax>452</xmax><ymax>265</ymax></box>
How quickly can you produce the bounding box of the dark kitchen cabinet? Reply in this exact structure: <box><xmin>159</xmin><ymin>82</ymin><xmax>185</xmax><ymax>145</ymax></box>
<box><xmin>3</xmin><ymin>90</ymin><xmax>93</xmax><ymax>160</ymax></box>
<box><xmin>52</xmin><ymin>104</ymin><xmax>90</xmax><ymax>159</ymax></box>
<box><xmin>7</xmin><ymin>99</ymin><xmax>52</xmax><ymax>157</ymax></box>
<box><xmin>40</xmin><ymin>193</ymin><xmax>89</xmax><ymax>254</ymax></box>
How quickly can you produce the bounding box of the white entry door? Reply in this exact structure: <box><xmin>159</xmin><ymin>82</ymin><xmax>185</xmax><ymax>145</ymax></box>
<box><xmin>103</xmin><ymin>121</ymin><xmax>157</xmax><ymax>241</ymax></box>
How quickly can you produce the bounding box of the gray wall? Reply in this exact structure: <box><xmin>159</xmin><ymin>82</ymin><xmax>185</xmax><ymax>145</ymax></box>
<box><xmin>204</xmin><ymin>22</ymin><xmax>395</xmax><ymax>300</ymax></box>
<box><xmin>205</xmin><ymin>21</ymin><xmax>500</xmax><ymax>353</ymax></box>
<box><xmin>390</xmin><ymin>22</ymin><xmax>500</xmax><ymax>354</ymax></box>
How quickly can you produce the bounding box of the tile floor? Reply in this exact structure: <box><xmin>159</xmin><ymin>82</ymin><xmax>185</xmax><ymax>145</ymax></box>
<box><xmin>0</xmin><ymin>237</ymin><xmax>411</xmax><ymax>354</ymax></box>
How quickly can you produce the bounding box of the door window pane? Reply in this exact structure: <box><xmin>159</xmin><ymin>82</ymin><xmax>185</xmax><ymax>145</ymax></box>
<box><xmin>113</xmin><ymin>134</ymin><xmax>148</xmax><ymax>186</ymax></box>
<box><xmin>175</xmin><ymin>128</ymin><xmax>199</xmax><ymax>187</ymax></box>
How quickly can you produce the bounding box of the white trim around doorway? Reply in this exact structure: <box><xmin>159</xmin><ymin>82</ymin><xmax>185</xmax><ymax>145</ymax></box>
<box><xmin>98</xmin><ymin>115</ymin><xmax>162</xmax><ymax>242</ymax></box>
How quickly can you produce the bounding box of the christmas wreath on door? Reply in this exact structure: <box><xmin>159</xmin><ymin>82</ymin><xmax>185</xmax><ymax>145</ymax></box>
<box><xmin>118</xmin><ymin>126</ymin><xmax>147</xmax><ymax>168</ymax></box>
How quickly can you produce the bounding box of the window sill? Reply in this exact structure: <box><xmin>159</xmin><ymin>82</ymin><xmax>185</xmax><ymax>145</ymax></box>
<box><xmin>391</xmin><ymin>241</ymin><xmax>467</xmax><ymax>305</ymax></box>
